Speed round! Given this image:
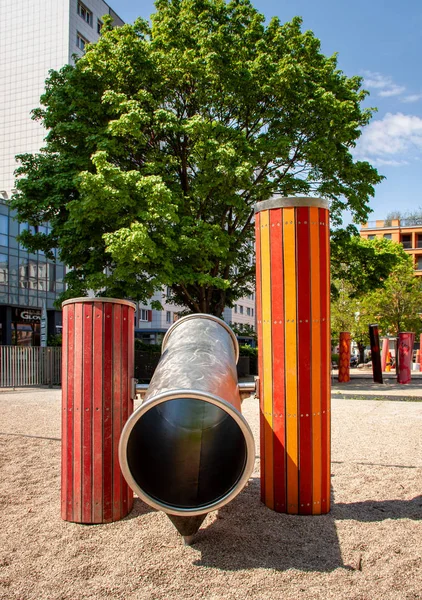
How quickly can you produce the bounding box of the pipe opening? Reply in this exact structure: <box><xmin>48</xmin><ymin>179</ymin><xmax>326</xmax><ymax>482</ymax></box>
<box><xmin>126</xmin><ymin>398</ymin><xmax>247</xmax><ymax>510</ymax></box>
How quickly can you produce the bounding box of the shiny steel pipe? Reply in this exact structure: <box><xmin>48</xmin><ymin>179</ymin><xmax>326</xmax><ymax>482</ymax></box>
<box><xmin>119</xmin><ymin>314</ymin><xmax>255</xmax><ymax>538</ymax></box>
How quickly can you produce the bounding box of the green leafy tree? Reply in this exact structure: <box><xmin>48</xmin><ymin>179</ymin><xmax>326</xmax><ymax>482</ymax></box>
<box><xmin>331</xmin><ymin>237</ymin><xmax>411</xmax><ymax>361</ymax></box>
<box><xmin>365</xmin><ymin>262</ymin><xmax>422</xmax><ymax>336</ymax></box>
<box><xmin>330</xmin><ymin>229</ymin><xmax>409</xmax><ymax>298</ymax></box>
<box><xmin>11</xmin><ymin>0</ymin><xmax>382</xmax><ymax>315</ymax></box>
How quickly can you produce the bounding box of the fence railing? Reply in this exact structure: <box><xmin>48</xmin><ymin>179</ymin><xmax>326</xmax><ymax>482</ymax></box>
<box><xmin>0</xmin><ymin>346</ymin><xmax>62</xmax><ymax>388</ymax></box>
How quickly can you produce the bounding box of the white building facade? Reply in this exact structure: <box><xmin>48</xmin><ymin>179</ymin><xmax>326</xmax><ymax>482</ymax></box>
<box><xmin>0</xmin><ymin>0</ymin><xmax>123</xmax><ymax>344</ymax></box>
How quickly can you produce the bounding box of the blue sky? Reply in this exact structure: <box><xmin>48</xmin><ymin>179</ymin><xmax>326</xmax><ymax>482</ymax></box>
<box><xmin>111</xmin><ymin>0</ymin><xmax>422</xmax><ymax>222</ymax></box>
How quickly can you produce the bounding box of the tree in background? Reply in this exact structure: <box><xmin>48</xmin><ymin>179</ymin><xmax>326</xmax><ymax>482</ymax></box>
<box><xmin>364</xmin><ymin>261</ymin><xmax>422</xmax><ymax>336</ymax></box>
<box><xmin>11</xmin><ymin>0</ymin><xmax>382</xmax><ymax>316</ymax></box>
<box><xmin>330</xmin><ymin>237</ymin><xmax>412</xmax><ymax>361</ymax></box>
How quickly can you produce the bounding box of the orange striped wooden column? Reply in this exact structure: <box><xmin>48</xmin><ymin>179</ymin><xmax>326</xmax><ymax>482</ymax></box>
<box><xmin>338</xmin><ymin>332</ymin><xmax>351</xmax><ymax>383</ymax></box>
<box><xmin>61</xmin><ymin>298</ymin><xmax>135</xmax><ymax>523</ymax></box>
<box><xmin>255</xmin><ymin>197</ymin><xmax>331</xmax><ymax>515</ymax></box>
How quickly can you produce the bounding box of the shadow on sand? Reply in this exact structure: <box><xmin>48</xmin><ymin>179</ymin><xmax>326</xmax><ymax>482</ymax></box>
<box><xmin>187</xmin><ymin>478</ymin><xmax>421</xmax><ymax>572</ymax></box>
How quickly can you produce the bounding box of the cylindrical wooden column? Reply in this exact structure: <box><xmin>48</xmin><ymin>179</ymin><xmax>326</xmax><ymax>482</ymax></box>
<box><xmin>338</xmin><ymin>332</ymin><xmax>351</xmax><ymax>383</ymax></box>
<box><xmin>397</xmin><ymin>332</ymin><xmax>415</xmax><ymax>385</ymax></box>
<box><xmin>381</xmin><ymin>337</ymin><xmax>389</xmax><ymax>372</ymax></box>
<box><xmin>61</xmin><ymin>297</ymin><xmax>136</xmax><ymax>523</ymax></box>
<box><xmin>369</xmin><ymin>324</ymin><xmax>383</xmax><ymax>384</ymax></box>
<box><xmin>255</xmin><ymin>197</ymin><xmax>331</xmax><ymax>515</ymax></box>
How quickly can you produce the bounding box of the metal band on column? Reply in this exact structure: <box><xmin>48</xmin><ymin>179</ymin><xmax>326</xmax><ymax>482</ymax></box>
<box><xmin>255</xmin><ymin>197</ymin><xmax>331</xmax><ymax>515</ymax></box>
<box><xmin>338</xmin><ymin>332</ymin><xmax>351</xmax><ymax>383</ymax></box>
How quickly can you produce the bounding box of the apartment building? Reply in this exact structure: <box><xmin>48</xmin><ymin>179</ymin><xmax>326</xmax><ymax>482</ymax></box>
<box><xmin>135</xmin><ymin>289</ymin><xmax>256</xmax><ymax>345</ymax></box>
<box><xmin>360</xmin><ymin>218</ymin><xmax>422</xmax><ymax>275</ymax></box>
<box><xmin>0</xmin><ymin>0</ymin><xmax>123</xmax><ymax>344</ymax></box>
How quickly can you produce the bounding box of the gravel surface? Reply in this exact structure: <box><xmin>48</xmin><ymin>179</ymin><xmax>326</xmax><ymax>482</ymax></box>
<box><xmin>0</xmin><ymin>389</ymin><xmax>421</xmax><ymax>600</ymax></box>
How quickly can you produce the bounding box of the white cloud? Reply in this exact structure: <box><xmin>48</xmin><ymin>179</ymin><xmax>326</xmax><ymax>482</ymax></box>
<box><xmin>379</xmin><ymin>85</ymin><xmax>406</xmax><ymax>97</ymax></box>
<box><xmin>355</xmin><ymin>113</ymin><xmax>422</xmax><ymax>164</ymax></box>
<box><xmin>402</xmin><ymin>94</ymin><xmax>422</xmax><ymax>103</ymax></box>
<box><xmin>362</xmin><ymin>70</ymin><xmax>406</xmax><ymax>98</ymax></box>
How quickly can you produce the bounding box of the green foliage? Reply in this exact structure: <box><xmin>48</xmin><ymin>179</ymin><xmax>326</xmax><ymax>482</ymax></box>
<box><xmin>239</xmin><ymin>344</ymin><xmax>257</xmax><ymax>358</ymax></box>
<box><xmin>47</xmin><ymin>334</ymin><xmax>62</xmax><ymax>347</ymax></box>
<box><xmin>11</xmin><ymin>0</ymin><xmax>382</xmax><ymax>315</ymax></box>
<box><xmin>229</xmin><ymin>322</ymin><xmax>257</xmax><ymax>339</ymax></box>
<box><xmin>330</xmin><ymin>230</ymin><xmax>410</xmax><ymax>299</ymax></box>
<box><xmin>134</xmin><ymin>339</ymin><xmax>162</xmax><ymax>353</ymax></box>
<box><xmin>364</xmin><ymin>262</ymin><xmax>422</xmax><ymax>336</ymax></box>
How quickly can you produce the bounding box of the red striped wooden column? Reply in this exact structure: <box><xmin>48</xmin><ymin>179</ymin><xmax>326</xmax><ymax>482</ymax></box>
<box><xmin>338</xmin><ymin>332</ymin><xmax>351</xmax><ymax>383</ymax></box>
<box><xmin>61</xmin><ymin>298</ymin><xmax>135</xmax><ymax>523</ymax></box>
<box><xmin>255</xmin><ymin>197</ymin><xmax>331</xmax><ymax>515</ymax></box>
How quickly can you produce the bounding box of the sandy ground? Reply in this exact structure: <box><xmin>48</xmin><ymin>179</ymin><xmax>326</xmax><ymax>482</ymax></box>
<box><xmin>0</xmin><ymin>388</ymin><xmax>421</xmax><ymax>600</ymax></box>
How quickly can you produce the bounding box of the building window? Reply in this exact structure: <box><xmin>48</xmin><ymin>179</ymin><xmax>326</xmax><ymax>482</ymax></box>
<box><xmin>0</xmin><ymin>215</ymin><xmax>8</xmax><ymax>246</ymax></box>
<box><xmin>401</xmin><ymin>234</ymin><xmax>412</xmax><ymax>249</ymax></box>
<box><xmin>139</xmin><ymin>309</ymin><xmax>149</xmax><ymax>321</ymax></box>
<box><xmin>239</xmin><ymin>305</ymin><xmax>244</xmax><ymax>315</ymax></box>
<box><xmin>251</xmin><ymin>308</ymin><xmax>254</xmax><ymax>317</ymax></box>
<box><xmin>247</xmin><ymin>307</ymin><xmax>251</xmax><ymax>316</ymax></box>
<box><xmin>76</xmin><ymin>32</ymin><xmax>90</xmax><ymax>50</ymax></box>
<box><xmin>166</xmin><ymin>311</ymin><xmax>172</xmax><ymax>323</ymax></box>
<box><xmin>234</xmin><ymin>305</ymin><xmax>237</xmax><ymax>313</ymax></box>
<box><xmin>383</xmin><ymin>233</ymin><xmax>392</xmax><ymax>240</ymax></box>
<box><xmin>367</xmin><ymin>234</ymin><xmax>375</xmax><ymax>240</ymax></box>
<box><xmin>417</xmin><ymin>234</ymin><xmax>422</xmax><ymax>249</ymax></box>
<box><xmin>0</xmin><ymin>253</ymin><xmax>8</xmax><ymax>284</ymax></box>
<box><xmin>97</xmin><ymin>19</ymin><xmax>103</xmax><ymax>34</ymax></box>
<box><xmin>77</xmin><ymin>2</ymin><xmax>93</xmax><ymax>26</ymax></box>
<box><xmin>417</xmin><ymin>256</ymin><xmax>422</xmax><ymax>271</ymax></box>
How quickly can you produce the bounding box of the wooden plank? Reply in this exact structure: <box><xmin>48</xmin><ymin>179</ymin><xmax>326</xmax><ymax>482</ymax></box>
<box><xmin>319</xmin><ymin>208</ymin><xmax>331</xmax><ymax>513</ymax></box>
<box><xmin>310</xmin><ymin>207</ymin><xmax>322</xmax><ymax>514</ymax></box>
<box><xmin>72</xmin><ymin>301</ymin><xmax>83</xmax><ymax>523</ymax></box>
<box><xmin>270</xmin><ymin>208</ymin><xmax>286</xmax><ymax>512</ymax></box>
<box><xmin>296</xmin><ymin>207</ymin><xmax>312</xmax><ymax>515</ymax></box>
<box><xmin>255</xmin><ymin>212</ymin><xmax>266</xmax><ymax>502</ymax></box>
<box><xmin>283</xmin><ymin>207</ymin><xmax>299</xmax><ymax>514</ymax></box>
<box><xmin>112</xmin><ymin>303</ymin><xmax>123</xmax><ymax>521</ymax></box>
<box><xmin>260</xmin><ymin>209</ymin><xmax>274</xmax><ymax>509</ymax></box>
<box><xmin>103</xmin><ymin>302</ymin><xmax>113</xmax><ymax>522</ymax></box>
<box><xmin>82</xmin><ymin>302</ymin><xmax>93</xmax><ymax>523</ymax></box>
<box><xmin>92</xmin><ymin>303</ymin><xmax>104</xmax><ymax>523</ymax></box>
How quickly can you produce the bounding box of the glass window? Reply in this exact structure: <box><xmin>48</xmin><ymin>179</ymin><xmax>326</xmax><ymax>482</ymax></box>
<box><xmin>77</xmin><ymin>32</ymin><xmax>90</xmax><ymax>50</ymax></box>
<box><xmin>0</xmin><ymin>215</ymin><xmax>8</xmax><ymax>246</ymax></box>
<box><xmin>0</xmin><ymin>253</ymin><xmax>8</xmax><ymax>284</ymax></box>
<box><xmin>367</xmin><ymin>234</ymin><xmax>375</xmax><ymax>240</ymax></box>
<box><xmin>239</xmin><ymin>305</ymin><xmax>244</xmax><ymax>314</ymax></box>
<box><xmin>97</xmin><ymin>19</ymin><xmax>103</xmax><ymax>34</ymax></box>
<box><xmin>166</xmin><ymin>311</ymin><xmax>171</xmax><ymax>323</ymax></box>
<box><xmin>0</xmin><ymin>214</ymin><xmax>8</xmax><ymax>234</ymax></box>
<box><xmin>417</xmin><ymin>256</ymin><xmax>422</xmax><ymax>270</ymax></box>
<box><xmin>234</xmin><ymin>305</ymin><xmax>237</xmax><ymax>313</ymax></box>
<box><xmin>77</xmin><ymin>2</ymin><xmax>93</xmax><ymax>25</ymax></box>
<box><xmin>383</xmin><ymin>233</ymin><xmax>392</xmax><ymax>240</ymax></box>
<box><xmin>139</xmin><ymin>309</ymin><xmax>148</xmax><ymax>321</ymax></box>
<box><xmin>247</xmin><ymin>307</ymin><xmax>251</xmax><ymax>316</ymax></box>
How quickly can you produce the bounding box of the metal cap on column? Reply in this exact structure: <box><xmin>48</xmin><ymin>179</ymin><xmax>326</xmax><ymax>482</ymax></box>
<box><xmin>61</xmin><ymin>297</ymin><xmax>136</xmax><ymax>523</ymax></box>
<box><xmin>255</xmin><ymin>196</ymin><xmax>331</xmax><ymax>515</ymax></box>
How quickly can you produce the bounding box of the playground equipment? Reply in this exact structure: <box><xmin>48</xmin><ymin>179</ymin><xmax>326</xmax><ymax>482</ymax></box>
<box><xmin>118</xmin><ymin>314</ymin><xmax>256</xmax><ymax>544</ymax></box>
<box><xmin>397</xmin><ymin>332</ymin><xmax>415</xmax><ymax>384</ymax></box>
<box><xmin>369</xmin><ymin>324</ymin><xmax>383</xmax><ymax>384</ymax></box>
<box><xmin>338</xmin><ymin>332</ymin><xmax>351</xmax><ymax>383</ymax></box>
<box><xmin>61</xmin><ymin>195</ymin><xmax>335</xmax><ymax>540</ymax></box>
<box><xmin>254</xmin><ymin>197</ymin><xmax>331</xmax><ymax>515</ymax></box>
<box><xmin>61</xmin><ymin>298</ymin><xmax>136</xmax><ymax>524</ymax></box>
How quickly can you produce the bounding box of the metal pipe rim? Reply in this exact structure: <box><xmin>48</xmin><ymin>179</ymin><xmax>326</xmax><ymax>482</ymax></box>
<box><xmin>119</xmin><ymin>389</ymin><xmax>255</xmax><ymax>516</ymax></box>
<box><xmin>62</xmin><ymin>297</ymin><xmax>137</xmax><ymax>310</ymax></box>
<box><xmin>161</xmin><ymin>313</ymin><xmax>240</xmax><ymax>364</ymax></box>
<box><xmin>254</xmin><ymin>196</ymin><xmax>330</xmax><ymax>213</ymax></box>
